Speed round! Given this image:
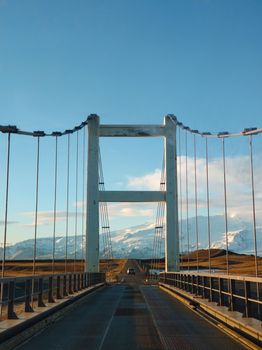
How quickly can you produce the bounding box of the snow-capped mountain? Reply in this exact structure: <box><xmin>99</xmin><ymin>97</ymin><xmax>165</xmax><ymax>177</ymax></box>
<box><xmin>110</xmin><ymin>222</ymin><xmax>157</xmax><ymax>258</ymax></box>
<box><xmin>0</xmin><ymin>236</ymin><xmax>86</xmax><ymax>260</ymax></box>
<box><xmin>1</xmin><ymin>215</ymin><xmax>261</xmax><ymax>259</ymax></box>
<box><xmin>111</xmin><ymin>215</ymin><xmax>262</xmax><ymax>257</ymax></box>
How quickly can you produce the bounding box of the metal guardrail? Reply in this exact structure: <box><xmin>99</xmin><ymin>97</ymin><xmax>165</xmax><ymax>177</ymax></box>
<box><xmin>0</xmin><ymin>272</ymin><xmax>105</xmax><ymax>320</ymax></box>
<box><xmin>159</xmin><ymin>272</ymin><xmax>262</xmax><ymax>321</ymax></box>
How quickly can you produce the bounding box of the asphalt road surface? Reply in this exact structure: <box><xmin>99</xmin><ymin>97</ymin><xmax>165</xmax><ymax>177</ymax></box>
<box><xmin>16</xmin><ymin>260</ymin><xmax>246</xmax><ymax>350</ymax></box>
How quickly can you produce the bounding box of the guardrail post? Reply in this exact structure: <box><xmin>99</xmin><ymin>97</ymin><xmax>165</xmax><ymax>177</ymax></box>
<box><xmin>243</xmin><ymin>280</ymin><xmax>251</xmax><ymax>317</ymax></box>
<box><xmin>202</xmin><ymin>276</ymin><xmax>206</xmax><ymax>298</ymax></box>
<box><xmin>186</xmin><ymin>275</ymin><xmax>189</xmax><ymax>292</ymax></box>
<box><xmin>83</xmin><ymin>273</ymin><xmax>87</xmax><ymax>288</ymax></box>
<box><xmin>209</xmin><ymin>277</ymin><xmax>214</xmax><ymax>302</ymax></box>
<box><xmin>7</xmin><ymin>281</ymin><xmax>18</xmax><ymax>319</ymax></box>
<box><xmin>73</xmin><ymin>274</ymin><xmax>77</xmax><ymax>292</ymax></box>
<box><xmin>87</xmin><ymin>273</ymin><xmax>90</xmax><ymax>287</ymax></box>
<box><xmin>56</xmin><ymin>276</ymin><xmax>62</xmax><ymax>299</ymax></box>
<box><xmin>179</xmin><ymin>274</ymin><xmax>182</xmax><ymax>289</ymax></box>
<box><xmin>77</xmin><ymin>273</ymin><xmax>81</xmax><ymax>290</ymax></box>
<box><xmin>228</xmin><ymin>279</ymin><xmax>236</xmax><ymax>311</ymax></box>
<box><xmin>69</xmin><ymin>274</ymin><xmax>73</xmax><ymax>294</ymax></box>
<box><xmin>218</xmin><ymin>278</ymin><xmax>222</xmax><ymax>306</ymax></box>
<box><xmin>25</xmin><ymin>279</ymin><xmax>34</xmax><ymax>312</ymax></box>
<box><xmin>63</xmin><ymin>275</ymin><xmax>68</xmax><ymax>297</ymax></box>
<box><xmin>79</xmin><ymin>273</ymin><xmax>82</xmax><ymax>288</ymax></box>
<box><xmin>185</xmin><ymin>275</ymin><xmax>188</xmax><ymax>291</ymax></box>
<box><xmin>174</xmin><ymin>273</ymin><xmax>177</xmax><ymax>287</ymax></box>
<box><xmin>48</xmin><ymin>276</ymin><xmax>55</xmax><ymax>303</ymax></box>
<box><xmin>196</xmin><ymin>275</ymin><xmax>199</xmax><ymax>295</ymax></box>
<box><xmin>38</xmin><ymin>277</ymin><xmax>45</xmax><ymax>307</ymax></box>
<box><xmin>191</xmin><ymin>275</ymin><xmax>194</xmax><ymax>294</ymax></box>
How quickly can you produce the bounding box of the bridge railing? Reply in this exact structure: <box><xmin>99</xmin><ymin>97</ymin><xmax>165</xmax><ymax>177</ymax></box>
<box><xmin>0</xmin><ymin>272</ymin><xmax>105</xmax><ymax>320</ymax></box>
<box><xmin>159</xmin><ymin>272</ymin><xmax>262</xmax><ymax>321</ymax></box>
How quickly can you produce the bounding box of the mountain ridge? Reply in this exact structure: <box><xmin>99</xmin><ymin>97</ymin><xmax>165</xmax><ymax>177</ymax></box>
<box><xmin>1</xmin><ymin>215</ymin><xmax>261</xmax><ymax>259</ymax></box>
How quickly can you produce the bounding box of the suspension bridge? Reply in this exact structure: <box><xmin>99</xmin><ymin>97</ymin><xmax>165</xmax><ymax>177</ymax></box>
<box><xmin>0</xmin><ymin>115</ymin><xmax>261</xmax><ymax>349</ymax></box>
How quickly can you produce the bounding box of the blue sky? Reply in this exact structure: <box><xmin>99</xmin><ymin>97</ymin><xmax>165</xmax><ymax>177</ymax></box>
<box><xmin>0</xmin><ymin>0</ymin><xmax>261</xmax><ymax>243</ymax></box>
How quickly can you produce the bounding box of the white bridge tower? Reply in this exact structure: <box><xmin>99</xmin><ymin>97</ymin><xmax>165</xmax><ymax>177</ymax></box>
<box><xmin>86</xmin><ymin>115</ymin><xmax>179</xmax><ymax>273</ymax></box>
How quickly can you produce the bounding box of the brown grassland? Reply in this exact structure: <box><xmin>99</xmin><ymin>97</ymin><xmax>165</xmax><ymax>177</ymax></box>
<box><xmin>0</xmin><ymin>250</ymin><xmax>262</xmax><ymax>278</ymax></box>
<box><xmin>0</xmin><ymin>259</ymin><xmax>128</xmax><ymax>280</ymax></box>
<box><xmin>146</xmin><ymin>249</ymin><xmax>262</xmax><ymax>276</ymax></box>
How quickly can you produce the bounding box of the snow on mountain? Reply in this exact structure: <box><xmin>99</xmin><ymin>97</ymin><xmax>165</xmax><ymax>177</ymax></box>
<box><xmin>110</xmin><ymin>222</ymin><xmax>159</xmax><ymax>258</ymax></box>
<box><xmin>0</xmin><ymin>236</ymin><xmax>86</xmax><ymax>260</ymax></box>
<box><xmin>211</xmin><ymin>227</ymin><xmax>262</xmax><ymax>255</ymax></box>
<box><xmin>1</xmin><ymin>215</ymin><xmax>261</xmax><ymax>259</ymax></box>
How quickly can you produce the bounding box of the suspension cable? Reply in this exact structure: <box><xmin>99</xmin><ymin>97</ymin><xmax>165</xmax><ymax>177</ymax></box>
<box><xmin>0</xmin><ymin>120</ymin><xmax>88</xmax><ymax>138</ymax></box>
<box><xmin>154</xmin><ymin>199</ymin><xmax>165</xmax><ymax>271</ymax></box>
<box><xmin>81</xmin><ymin>126</ymin><xmax>86</xmax><ymax>272</ymax></box>
<box><xmin>1</xmin><ymin>116</ymin><xmax>262</xmax><ymax>139</ymax></box>
<box><xmin>65</xmin><ymin>134</ymin><xmax>71</xmax><ymax>273</ymax></box>
<box><xmin>32</xmin><ymin>137</ymin><xmax>40</xmax><ymax>276</ymax></box>
<box><xmin>222</xmin><ymin>137</ymin><xmax>230</xmax><ymax>275</ymax></box>
<box><xmin>248</xmin><ymin>135</ymin><xmax>261</xmax><ymax>319</ymax></box>
<box><xmin>249</xmin><ymin>135</ymin><xmax>259</xmax><ymax>278</ymax></box>
<box><xmin>1</xmin><ymin>133</ymin><xmax>11</xmax><ymax>278</ymax></box>
<box><xmin>74</xmin><ymin>131</ymin><xmax>79</xmax><ymax>273</ymax></box>
<box><xmin>151</xmin><ymin>155</ymin><xmax>165</xmax><ymax>276</ymax></box>
<box><xmin>185</xmin><ymin>131</ymin><xmax>190</xmax><ymax>272</ymax></box>
<box><xmin>205</xmin><ymin>138</ymin><xmax>211</xmax><ymax>273</ymax></box>
<box><xmin>178</xmin><ymin>127</ymin><xmax>183</xmax><ymax>270</ymax></box>
<box><xmin>98</xmin><ymin>148</ymin><xmax>113</xmax><ymax>266</ymax></box>
<box><xmin>52</xmin><ymin>136</ymin><xmax>58</xmax><ymax>274</ymax></box>
<box><xmin>98</xmin><ymin>155</ymin><xmax>113</xmax><ymax>272</ymax></box>
<box><xmin>157</xmin><ymin>197</ymin><xmax>165</xmax><ymax>271</ymax></box>
<box><xmin>193</xmin><ymin>134</ymin><xmax>199</xmax><ymax>272</ymax></box>
<box><xmin>98</xmin><ymin>151</ymin><xmax>107</xmax><ymax>259</ymax></box>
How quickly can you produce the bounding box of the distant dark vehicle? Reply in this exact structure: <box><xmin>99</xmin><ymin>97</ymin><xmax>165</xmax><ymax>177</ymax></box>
<box><xmin>127</xmin><ymin>268</ymin><xmax>136</xmax><ymax>275</ymax></box>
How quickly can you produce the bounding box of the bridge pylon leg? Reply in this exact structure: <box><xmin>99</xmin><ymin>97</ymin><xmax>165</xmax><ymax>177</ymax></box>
<box><xmin>165</xmin><ymin>115</ymin><xmax>179</xmax><ymax>272</ymax></box>
<box><xmin>86</xmin><ymin>115</ymin><xmax>100</xmax><ymax>272</ymax></box>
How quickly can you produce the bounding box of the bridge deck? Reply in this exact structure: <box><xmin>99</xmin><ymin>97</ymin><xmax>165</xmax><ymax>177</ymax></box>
<box><xmin>15</xmin><ymin>283</ymin><xmax>246</xmax><ymax>349</ymax></box>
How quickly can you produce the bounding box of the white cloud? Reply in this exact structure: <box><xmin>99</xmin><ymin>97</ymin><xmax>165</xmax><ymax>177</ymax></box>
<box><xmin>191</xmin><ymin>154</ymin><xmax>262</xmax><ymax>220</ymax></box>
<box><xmin>107</xmin><ymin>203</ymin><xmax>154</xmax><ymax>218</ymax></box>
<box><xmin>123</xmin><ymin>154</ymin><xmax>262</xmax><ymax>222</ymax></box>
<box><xmin>23</xmin><ymin>153</ymin><xmax>260</xmax><ymax>228</ymax></box>
<box><xmin>127</xmin><ymin>169</ymin><xmax>162</xmax><ymax>190</ymax></box>
<box><xmin>20</xmin><ymin>210</ymin><xmax>82</xmax><ymax>227</ymax></box>
<box><xmin>0</xmin><ymin>220</ymin><xmax>18</xmax><ymax>226</ymax></box>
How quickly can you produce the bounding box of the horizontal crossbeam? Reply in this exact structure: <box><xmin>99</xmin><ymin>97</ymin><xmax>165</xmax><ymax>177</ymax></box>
<box><xmin>99</xmin><ymin>125</ymin><xmax>165</xmax><ymax>137</ymax></box>
<box><xmin>99</xmin><ymin>190</ymin><xmax>166</xmax><ymax>202</ymax></box>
